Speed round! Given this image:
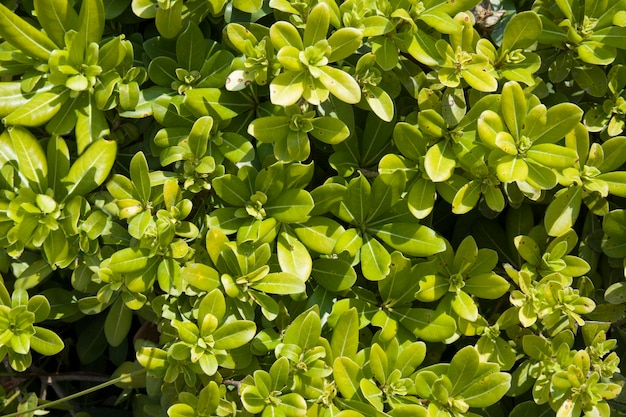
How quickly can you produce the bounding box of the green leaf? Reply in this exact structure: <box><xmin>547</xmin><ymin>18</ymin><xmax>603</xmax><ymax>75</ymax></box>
<box><xmin>360</xmin><ymin>378</ymin><xmax>384</xmax><ymax>411</ymax></box>
<box><xmin>360</xmin><ymin>15</ymin><xmax>392</xmax><ymax>36</ymax></box>
<box><xmin>248</xmin><ymin>116</ymin><xmax>291</xmax><ymax>143</ymax></box>
<box><xmin>28</xmin><ymin>295</ymin><xmax>50</xmax><ymax>322</ymax></box>
<box><xmin>33</xmin><ymin>0</ymin><xmax>79</xmax><ymax>48</ymax></box>
<box><xmin>312</xmin><ymin>258</ymin><xmax>357</xmax><ymax>292</ymax></box>
<box><xmin>310</xmin><ymin>117</ymin><xmax>350</xmax><ymax>144</ymax></box>
<box><xmin>76</xmin><ymin>95</ymin><xmax>109</xmax><ymax>154</ymax></box>
<box><xmin>572</xmin><ymin>65</ymin><xmax>608</xmax><ymax>96</ymax></box>
<box><xmin>526</xmin><ymin>144</ymin><xmax>578</xmax><ymax>169</ymax></box>
<box><xmin>104</xmin><ymin>297</ymin><xmax>132</xmax><ymax>347</ymax></box>
<box><xmin>365</xmin><ymin>85</ymin><xmax>394</xmax><ymax>123</ymax></box>
<box><xmin>392</xmin><ymin>123</ymin><xmax>424</xmax><ymax>160</ymax></box>
<box><xmin>544</xmin><ymin>186</ymin><xmax>582</xmax><ymax>237</ymax></box>
<box><xmin>374</xmin><ymin>36</ymin><xmax>399</xmax><ymax>71</ymax></box>
<box><xmin>284</xmin><ymin>309</ymin><xmax>321</xmax><ymax>349</ymax></box>
<box><xmin>360</xmin><ymin>235</ymin><xmax>391</xmax><ymax>281</ymax></box>
<box><xmin>599</xmin><ymin>136</ymin><xmax>626</xmax><ymax>172</ymax></box>
<box><xmin>270</xmin><ymin>71</ymin><xmax>306</xmax><ymax>106</ymax></box>
<box><xmin>213</xmin><ymin>320</ymin><xmax>256</xmax><ymax>349</ymax></box>
<box><xmin>277</xmin><ymin>229</ymin><xmax>312</xmax><ymax>280</ymax></box>
<box><xmin>408</xmin><ymin>178</ymin><xmax>437</xmax><ymax>219</ymax></box>
<box><xmin>336</xmin><ymin>175</ymin><xmax>370</xmax><ymax>225</ymax></box>
<box><xmin>63</xmin><ymin>139</ymin><xmax>117</xmax><ymax>199</ymax></box>
<box><xmin>590</xmin><ymin>26</ymin><xmax>626</xmax><ymax>48</ymax></box>
<box><xmin>168</xmin><ymin>404</ymin><xmax>195</xmax><ymax>417</ymax></box>
<box><xmin>155</xmin><ymin>0</ymin><xmax>183</xmax><ymax>38</ymax></box>
<box><xmin>265</xmin><ymin>189</ymin><xmax>314</xmax><ymax>223</ymax></box>
<box><xmin>458</xmin><ymin>372</ymin><xmax>511</xmax><ymax>407</ymax></box>
<box><xmin>328</xmin><ymin>28</ymin><xmax>362</xmax><ymax>62</ymax></box>
<box><xmin>181</xmin><ymin>263</ymin><xmax>221</xmax><ymax>292</ymax></box>
<box><xmin>501</xmin><ymin>11</ymin><xmax>542</xmax><ymax>51</ymax></box>
<box><xmin>225</xmin><ymin>23</ymin><xmax>258</xmax><ymax>52</ymax></box>
<box><xmin>407</xmin><ymin>31</ymin><xmax>441</xmax><ymax>67</ymax></box>
<box><xmin>213</xmin><ymin>174</ymin><xmax>251</xmax><ymax>205</ymax></box>
<box><xmin>293</xmin><ymin>216</ymin><xmax>344</xmax><ymax>254</ymax></box>
<box><xmin>253</xmin><ymin>272</ymin><xmax>306</xmax><ymax>294</ymax></box>
<box><xmin>0</xmin><ymin>2</ymin><xmax>57</xmax><ymax>61</ymax></box>
<box><xmin>279</xmin><ymin>393</ymin><xmax>308</xmax><ymax>417</ymax></box>
<box><xmin>333</xmin><ymin>357</ymin><xmax>362</xmax><ymax>399</ymax></box>
<box><xmin>598</xmin><ymin>171</ymin><xmax>626</xmax><ymax>197</ymax></box>
<box><xmin>148</xmin><ymin>56</ymin><xmax>178</xmax><ymax>87</ymax></box>
<box><xmin>78</xmin><ymin>0</ymin><xmax>105</xmax><ymax>45</ymax></box>
<box><xmin>477</xmin><ymin>110</ymin><xmax>505</xmax><ymax>149</ymax></box>
<box><xmin>109</xmin><ymin>247</ymin><xmax>152</xmax><ymax>273</ymax></box>
<box><xmin>450</xmin><ymin>290</ymin><xmax>478</xmax><ymax>322</ymax></box>
<box><xmin>130</xmin><ymin>152</ymin><xmax>151</xmax><ymax>203</ymax></box>
<box><xmin>501</xmin><ymin>81</ymin><xmax>526</xmax><ymax>140</ymax></box>
<box><xmin>3</xmin><ymin>88</ymin><xmax>70</xmax><ymax>127</ymax></box>
<box><xmin>496</xmin><ymin>155</ymin><xmax>528</xmax><ymax>183</ymax></box>
<box><xmin>314</xmin><ymin>66</ymin><xmax>361</xmax><ymax>104</ymax></box>
<box><xmin>270</xmin><ymin>21</ymin><xmax>303</xmax><ymax>50</ymax></box>
<box><xmin>304</xmin><ymin>3</ymin><xmax>330</xmax><ymax>47</ymax></box>
<box><xmin>177</xmin><ymin>22</ymin><xmax>206</xmax><ymax>71</ymax></box>
<box><xmin>188</xmin><ymin>116</ymin><xmax>212</xmax><ymax>157</ymax></box>
<box><xmin>0</xmin><ymin>82</ymin><xmax>29</xmax><ymax>117</ymax></box>
<box><xmin>514</xmin><ymin>235</ymin><xmax>541</xmax><ymax>265</ymax></box>
<box><xmin>451</xmin><ymin>180</ymin><xmax>480</xmax><ymax>214</ymax></box>
<box><xmin>531</xmin><ymin>103</ymin><xmax>583</xmax><ymax>144</ymax></box>
<box><xmin>30</xmin><ymin>326</ymin><xmax>65</xmax><ymax>355</ymax></box>
<box><xmin>424</xmin><ymin>141</ymin><xmax>456</xmax><ymax>182</ymax></box>
<box><xmin>220</xmin><ymin>132</ymin><xmax>254</xmax><ymax>163</ymax></box>
<box><xmin>447</xmin><ymin>346</ymin><xmax>480</xmax><ymax>394</ymax></box>
<box><xmin>368</xmin><ymin>171</ymin><xmax>404</xmax><ymax>222</ymax></box>
<box><xmin>393</xmin><ymin>308</ymin><xmax>456</xmax><ymax>342</ymax></box>
<box><xmin>371</xmin><ymin>223</ymin><xmax>446</xmax><ymax>257</ymax></box>
<box><xmin>8</xmin><ymin>126</ymin><xmax>47</xmax><ymax>191</ymax></box>
<box><xmin>184</xmin><ymin>88</ymin><xmax>253</xmax><ymax>121</ymax></box>
<box><xmin>331</xmin><ymin>308</ymin><xmax>359</xmax><ymax>359</ymax></box>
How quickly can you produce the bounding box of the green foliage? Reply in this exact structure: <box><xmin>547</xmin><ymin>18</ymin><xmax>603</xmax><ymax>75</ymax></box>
<box><xmin>0</xmin><ymin>1</ymin><xmax>625</xmax><ymax>417</ymax></box>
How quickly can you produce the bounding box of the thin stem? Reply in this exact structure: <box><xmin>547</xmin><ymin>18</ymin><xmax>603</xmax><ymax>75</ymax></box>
<box><xmin>0</xmin><ymin>372</ymin><xmax>111</xmax><ymax>383</ymax></box>
<box><xmin>0</xmin><ymin>368</ymin><xmax>147</xmax><ymax>417</ymax></box>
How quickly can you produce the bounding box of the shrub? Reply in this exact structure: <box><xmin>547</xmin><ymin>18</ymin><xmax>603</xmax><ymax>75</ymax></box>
<box><xmin>0</xmin><ymin>0</ymin><xmax>625</xmax><ymax>416</ymax></box>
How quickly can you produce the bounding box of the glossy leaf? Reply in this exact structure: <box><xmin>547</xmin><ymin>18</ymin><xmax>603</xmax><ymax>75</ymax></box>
<box><xmin>213</xmin><ymin>320</ymin><xmax>256</xmax><ymax>349</ymax></box>
<box><xmin>3</xmin><ymin>89</ymin><xmax>70</xmax><ymax>127</ymax></box>
<box><xmin>360</xmin><ymin>235</ymin><xmax>390</xmax><ymax>281</ymax></box>
<box><xmin>328</xmin><ymin>28</ymin><xmax>363</xmax><ymax>62</ymax></box>
<box><xmin>501</xmin><ymin>81</ymin><xmax>526</xmax><ymax>140</ymax></box>
<box><xmin>265</xmin><ymin>189</ymin><xmax>314</xmax><ymax>223</ymax></box>
<box><xmin>312</xmin><ymin>258</ymin><xmax>356</xmax><ymax>292</ymax></box>
<box><xmin>315</xmin><ymin>66</ymin><xmax>361</xmax><ymax>104</ymax></box>
<box><xmin>531</xmin><ymin>103</ymin><xmax>583</xmax><ymax>144</ymax></box>
<box><xmin>502</xmin><ymin>11</ymin><xmax>542</xmax><ymax>51</ymax></box>
<box><xmin>253</xmin><ymin>272</ymin><xmax>305</xmax><ymax>294</ymax></box>
<box><xmin>78</xmin><ymin>0</ymin><xmax>105</xmax><ymax>45</ymax></box>
<box><xmin>30</xmin><ymin>326</ymin><xmax>65</xmax><ymax>355</ymax></box>
<box><xmin>8</xmin><ymin>126</ymin><xmax>47</xmax><ymax>191</ymax></box>
<box><xmin>304</xmin><ymin>3</ymin><xmax>330</xmax><ymax>47</ymax></box>
<box><xmin>270</xmin><ymin>71</ymin><xmax>306</xmax><ymax>106</ymax></box>
<box><xmin>277</xmin><ymin>229</ymin><xmax>312</xmax><ymax>280</ymax></box>
<box><xmin>371</xmin><ymin>223</ymin><xmax>446</xmax><ymax>257</ymax></box>
<box><xmin>104</xmin><ymin>297</ymin><xmax>132</xmax><ymax>347</ymax></box>
<box><xmin>64</xmin><ymin>139</ymin><xmax>117</xmax><ymax>199</ymax></box>
<box><xmin>33</xmin><ymin>0</ymin><xmax>79</xmax><ymax>47</ymax></box>
<box><xmin>130</xmin><ymin>152</ymin><xmax>151</xmax><ymax>203</ymax></box>
<box><xmin>544</xmin><ymin>187</ymin><xmax>582</xmax><ymax>237</ymax></box>
<box><xmin>331</xmin><ymin>308</ymin><xmax>359</xmax><ymax>359</ymax></box>
<box><xmin>0</xmin><ymin>2</ymin><xmax>57</xmax><ymax>61</ymax></box>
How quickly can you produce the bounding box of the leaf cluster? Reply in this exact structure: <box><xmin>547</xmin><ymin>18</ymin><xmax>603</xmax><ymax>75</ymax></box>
<box><xmin>0</xmin><ymin>1</ymin><xmax>625</xmax><ymax>417</ymax></box>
